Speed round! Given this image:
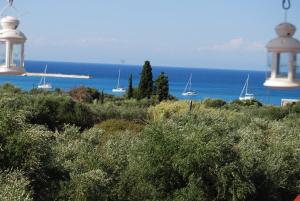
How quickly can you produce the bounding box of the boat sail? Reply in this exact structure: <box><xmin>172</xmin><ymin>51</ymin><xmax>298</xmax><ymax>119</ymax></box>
<box><xmin>112</xmin><ymin>69</ymin><xmax>126</xmax><ymax>93</ymax></box>
<box><xmin>182</xmin><ymin>74</ymin><xmax>197</xmax><ymax>96</ymax></box>
<box><xmin>37</xmin><ymin>65</ymin><xmax>52</xmax><ymax>90</ymax></box>
<box><xmin>239</xmin><ymin>74</ymin><xmax>255</xmax><ymax>101</ymax></box>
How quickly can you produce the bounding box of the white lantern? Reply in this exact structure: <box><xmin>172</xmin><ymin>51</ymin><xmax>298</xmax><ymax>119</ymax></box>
<box><xmin>0</xmin><ymin>16</ymin><xmax>26</xmax><ymax>75</ymax></box>
<box><xmin>264</xmin><ymin>22</ymin><xmax>300</xmax><ymax>88</ymax></box>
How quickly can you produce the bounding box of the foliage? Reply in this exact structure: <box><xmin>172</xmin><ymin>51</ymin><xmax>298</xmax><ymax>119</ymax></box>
<box><xmin>96</xmin><ymin>119</ymin><xmax>144</xmax><ymax>135</ymax></box>
<box><xmin>53</xmin><ymin>125</ymin><xmax>138</xmax><ymax>201</ymax></box>
<box><xmin>0</xmin><ymin>170</ymin><xmax>33</xmax><ymax>201</ymax></box>
<box><xmin>0</xmin><ymin>108</ymin><xmax>68</xmax><ymax>201</ymax></box>
<box><xmin>29</xmin><ymin>95</ymin><xmax>96</xmax><ymax>131</ymax></box>
<box><xmin>148</xmin><ymin>101</ymin><xmax>203</xmax><ymax>121</ymax></box>
<box><xmin>202</xmin><ymin>98</ymin><xmax>227</xmax><ymax>108</ymax></box>
<box><xmin>138</xmin><ymin>60</ymin><xmax>153</xmax><ymax>99</ymax></box>
<box><xmin>229</xmin><ymin>99</ymin><xmax>263</xmax><ymax>107</ymax></box>
<box><xmin>127</xmin><ymin>74</ymin><xmax>133</xmax><ymax>99</ymax></box>
<box><xmin>69</xmin><ymin>86</ymin><xmax>100</xmax><ymax>103</ymax></box>
<box><xmin>0</xmin><ymin>82</ymin><xmax>22</xmax><ymax>94</ymax></box>
<box><xmin>1</xmin><ymin>83</ymin><xmax>300</xmax><ymax>201</ymax></box>
<box><xmin>91</xmin><ymin>99</ymin><xmax>149</xmax><ymax>122</ymax></box>
<box><xmin>53</xmin><ymin>126</ymin><xmax>110</xmax><ymax>201</ymax></box>
<box><xmin>119</xmin><ymin>110</ymin><xmax>300</xmax><ymax>201</ymax></box>
<box><xmin>155</xmin><ymin>72</ymin><xmax>169</xmax><ymax>102</ymax></box>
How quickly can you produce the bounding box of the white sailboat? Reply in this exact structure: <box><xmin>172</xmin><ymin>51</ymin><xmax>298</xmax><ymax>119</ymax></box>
<box><xmin>182</xmin><ymin>74</ymin><xmax>197</xmax><ymax>96</ymax></box>
<box><xmin>239</xmin><ymin>74</ymin><xmax>255</xmax><ymax>101</ymax></box>
<box><xmin>37</xmin><ymin>65</ymin><xmax>52</xmax><ymax>90</ymax></box>
<box><xmin>112</xmin><ymin>69</ymin><xmax>126</xmax><ymax>93</ymax></box>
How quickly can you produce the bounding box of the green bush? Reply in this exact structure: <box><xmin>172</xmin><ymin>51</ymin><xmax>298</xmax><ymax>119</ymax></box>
<box><xmin>91</xmin><ymin>100</ymin><xmax>148</xmax><ymax>122</ymax></box>
<box><xmin>0</xmin><ymin>170</ymin><xmax>33</xmax><ymax>201</ymax></box>
<box><xmin>203</xmin><ymin>98</ymin><xmax>227</xmax><ymax>108</ymax></box>
<box><xmin>1</xmin><ymin>84</ymin><xmax>300</xmax><ymax>200</ymax></box>
<box><xmin>54</xmin><ymin>125</ymin><xmax>136</xmax><ymax>200</ymax></box>
<box><xmin>0</xmin><ymin>83</ymin><xmax>22</xmax><ymax>94</ymax></box>
<box><xmin>0</xmin><ymin>109</ymin><xmax>68</xmax><ymax>201</ymax></box>
<box><xmin>118</xmin><ymin>110</ymin><xmax>300</xmax><ymax>201</ymax></box>
<box><xmin>31</xmin><ymin>95</ymin><xmax>96</xmax><ymax>131</ymax></box>
<box><xmin>229</xmin><ymin>99</ymin><xmax>263</xmax><ymax>107</ymax></box>
<box><xmin>96</xmin><ymin>119</ymin><xmax>144</xmax><ymax>134</ymax></box>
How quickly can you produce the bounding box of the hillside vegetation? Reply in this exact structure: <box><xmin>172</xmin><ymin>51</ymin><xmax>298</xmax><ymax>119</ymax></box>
<box><xmin>0</xmin><ymin>83</ymin><xmax>300</xmax><ymax>201</ymax></box>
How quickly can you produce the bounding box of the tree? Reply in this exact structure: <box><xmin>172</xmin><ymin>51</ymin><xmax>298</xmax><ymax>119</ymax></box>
<box><xmin>127</xmin><ymin>74</ymin><xmax>133</xmax><ymax>99</ymax></box>
<box><xmin>155</xmin><ymin>72</ymin><xmax>169</xmax><ymax>102</ymax></box>
<box><xmin>138</xmin><ymin>61</ymin><xmax>153</xmax><ymax>99</ymax></box>
<box><xmin>100</xmin><ymin>90</ymin><xmax>105</xmax><ymax>104</ymax></box>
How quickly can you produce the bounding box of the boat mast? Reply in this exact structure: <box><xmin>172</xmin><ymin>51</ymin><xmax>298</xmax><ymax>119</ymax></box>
<box><xmin>183</xmin><ymin>74</ymin><xmax>192</xmax><ymax>93</ymax></box>
<box><xmin>117</xmin><ymin>69</ymin><xmax>121</xmax><ymax>88</ymax></box>
<box><xmin>240</xmin><ymin>77</ymin><xmax>247</xmax><ymax>98</ymax></box>
<box><xmin>245</xmin><ymin>74</ymin><xmax>249</xmax><ymax>95</ymax></box>
<box><xmin>39</xmin><ymin>65</ymin><xmax>47</xmax><ymax>86</ymax></box>
<box><xmin>44</xmin><ymin>65</ymin><xmax>48</xmax><ymax>85</ymax></box>
<box><xmin>188</xmin><ymin>74</ymin><xmax>192</xmax><ymax>92</ymax></box>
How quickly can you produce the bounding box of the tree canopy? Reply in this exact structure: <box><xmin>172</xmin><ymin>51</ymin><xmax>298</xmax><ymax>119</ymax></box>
<box><xmin>138</xmin><ymin>60</ymin><xmax>153</xmax><ymax>99</ymax></box>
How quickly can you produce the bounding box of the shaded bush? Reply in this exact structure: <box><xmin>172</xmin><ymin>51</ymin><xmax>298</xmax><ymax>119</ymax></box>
<box><xmin>0</xmin><ymin>83</ymin><xmax>22</xmax><ymax>94</ymax></box>
<box><xmin>91</xmin><ymin>100</ymin><xmax>149</xmax><ymax>122</ymax></box>
<box><xmin>69</xmin><ymin>86</ymin><xmax>100</xmax><ymax>103</ymax></box>
<box><xmin>203</xmin><ymin>98</ymin><xmax>227</xmax><ymax>108</ymax></box>
<box><xmin>28</xmin><ymin>95</ymin><xmax>96</xmax><ymax>131</ymax></box>
<box><xmin>0</xmin><ymin>109</ymin><xmax>68</xmax><ymax>201</ymax></box>
<box><xmin>229</xmin><ymin>99</ymin><xmax>263</xmax><ymax>107</ymax></box>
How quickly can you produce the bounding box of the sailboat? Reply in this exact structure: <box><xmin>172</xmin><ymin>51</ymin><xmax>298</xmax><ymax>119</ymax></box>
<box><xmin>112</xmin><ymin>69</ymin><xmax>126</xmax><ymax>93</ymax></box>
<box><xmin>239</xmin><ymin>74</ymin><xmax>255</xmax><ymax>101</ymax></box>
<box><xmin>37</xmin><ymin>65</ymin><xmax>52</xmax><ymax>90</ymax></box>
<box><xmin>182</xmin><ymin>74</ymin><xmax>197</xmax><ymax>96</ymax></box>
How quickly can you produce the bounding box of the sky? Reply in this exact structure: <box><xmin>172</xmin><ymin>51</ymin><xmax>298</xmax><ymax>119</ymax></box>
<box><xmin>2</xmin><ymin>0</ymin><xmax>300</xmax><ymax>70</ymax></box>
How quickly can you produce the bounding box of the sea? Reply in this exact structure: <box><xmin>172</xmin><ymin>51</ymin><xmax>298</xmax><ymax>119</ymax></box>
<box><xmin>0</xmin><ymin>60</ymin><xmax>300</xmax><ymax>106</ymax></box>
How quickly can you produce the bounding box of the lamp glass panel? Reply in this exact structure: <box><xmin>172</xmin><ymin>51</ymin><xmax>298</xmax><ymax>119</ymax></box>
<box><xmin>296</xmin><ymin>53</ymin><xmax>300</xmax><ymax>79</ymax></box>
<box><xmin>266</xmin><ymin>52</ymin><xmax>272</xmax><ymax>79</ymax></box>
<box><xmin>0</xmin><ymin>41</ymin><xmax>6</xmax><ymax>66</ymax></box>
<box><xmin>278</xmin><ymin>53</ymin><xmax>289</xmax><ymax>78</ymax></box>
<box><xmin>12</xmin><ymin>44</ymin><xmax>22</xmax><ymax>67</ymax></box>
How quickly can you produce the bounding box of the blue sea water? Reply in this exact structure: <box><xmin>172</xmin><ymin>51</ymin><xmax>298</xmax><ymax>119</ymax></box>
<box><xmin>0</xmin><ymin>60</ymin><xmax>300</xmax><ymax>105</ymax></box>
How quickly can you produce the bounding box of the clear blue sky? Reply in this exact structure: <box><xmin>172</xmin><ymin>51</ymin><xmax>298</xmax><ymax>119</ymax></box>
<box><xmin>3</xmin><ymin>0</ymin><xmax>300</xmax><ymax>70</ymax></box>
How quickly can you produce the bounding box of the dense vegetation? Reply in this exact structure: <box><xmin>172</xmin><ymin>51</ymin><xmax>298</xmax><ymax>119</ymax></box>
<box><xmin>0</xmin><ymin>83</ymin><xmax>300</xmax><ymax>201</ymax></box>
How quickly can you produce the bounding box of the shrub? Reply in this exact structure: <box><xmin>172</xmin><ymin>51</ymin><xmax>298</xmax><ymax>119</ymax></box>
<box><xmin>0</xmin><ymin>170</ymin><xmax>33</xmax><ymax>201</ymax></box>
<box><xmin>54</xmin><ymin>125</ymin><xmax>136</xmax><ymax>200</ymax></box>
<box><xmin>0</xmin><ymin>83</ymin><xmax>22</xmax><ymax>94</ymax></box>
<box><xmin>29</xmin><ymin>95</ymin><xmax>96</xmax><ymax>131</ymax></box>
<box><xmin>203</xmin><ymin>98</ymin><xmax>227</xmax><ymax>108</ymax></box>
<box><xmin>96</xmin><ymin>119</ymin><xmax>144</xmax><ymax>134</ymax></box>
<box><xmin>91</xmin><ymin>100</ymin><xmax>148</xmax><ymax>122</ymax></box>
<box><xmin>118</xmin><ymin>109</ymin><xmax>300</xmax><ymax>201</ymax></box>
<box><xmin>119</xmin><ymin>112</ymin><xmax>251</xmax><ymax>201</ymax></box>
<box><xmin>69</xmin><ymin>86</ymin><xmax>100</xmax><ymax>103</ymax></box>
<box><xmin>0</xmin><ymin>109</ymin><xmax>68</xmax><ymax>201</ymax></box>
<box><xmin>229</xmin><ymin>99</ymin><xmax>263</xmax><ymax>107</ymax></box>
<box><xmin>148</xmin><ymin>101</ymin><xmax>206</xmax><ymax>121</ymax></box>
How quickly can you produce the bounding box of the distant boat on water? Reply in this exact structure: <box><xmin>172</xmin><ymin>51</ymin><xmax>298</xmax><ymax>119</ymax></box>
<box><xmin>37</xmin><ymin>65</ymin><xmax>52</xmax><ymax>90</ymax></box>
<box><xmin>112</xmin><ymin>69</ymin><xmax>126</xmax><ymax>93</ymax></box>
<box><xmin>239</xmin><ymin>74</ymin><xmax>254</xmax><ymax>101</ymax></box>
<box><xmin>182</xmin><ymin>74</ymin><xmax>197</xmax><ymax>96</ymax></box>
